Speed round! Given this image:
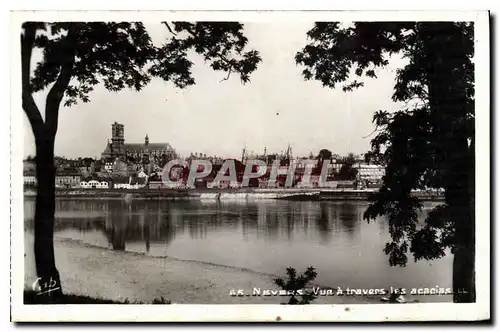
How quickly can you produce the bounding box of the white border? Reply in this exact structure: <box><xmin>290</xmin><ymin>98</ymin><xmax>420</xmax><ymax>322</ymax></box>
<box><xmin>10</xmin><ymin>10</ymin><xmax>490</xmax><ymax>322</ymax></box>
<box><xmin>6</xmin><ymin>10</ymin><xmax>486</xmax><ymax>22</ymax></box>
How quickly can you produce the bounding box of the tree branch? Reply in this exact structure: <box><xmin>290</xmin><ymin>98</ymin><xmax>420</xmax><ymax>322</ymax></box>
<box><xmin>162</xmin><ymin>22</ymin><xmax>177</xmax><ymax>36</ymax></box>
<box><xmin>362</xmin><ymin>126</ymin><xmax>383</xmax><ymax>139</ymax></box>
<box><xmin>21</xmin><ymin>22</ymin><xmax>44</xmax><ymax>136</ymax></box>
<box><xmin>219</xmin><ymin>68</ymin><xmax>232</xmax><ymax>82</ymax></box>
<box><xmin>45</xmin><ymin>23</ymin><xmax>78</xmax><ymax>137</ymax></box>
<box><xmin>181</xmin><ymin>24</ymin><xmax>238</xmax><ymax>82</ymax></box>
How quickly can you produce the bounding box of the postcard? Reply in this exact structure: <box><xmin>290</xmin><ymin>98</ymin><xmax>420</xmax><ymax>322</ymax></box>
<box><xmin>10</xmin><ymin>10</ymin><xmax>490</xmax><ymax>322</ymax></box>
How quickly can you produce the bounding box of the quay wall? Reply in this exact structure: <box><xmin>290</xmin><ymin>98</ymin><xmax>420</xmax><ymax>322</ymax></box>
<box><xmin>23</xmin><ymin>187</ymin><xmax>445</xmax><ymax>201</ymax></box>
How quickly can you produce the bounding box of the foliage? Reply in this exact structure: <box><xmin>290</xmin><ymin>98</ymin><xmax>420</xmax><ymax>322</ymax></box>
<box><xmin>344</xmin><ymin>153</ymin><xmax>356</xmax><ymax>166</ymax></box>
<box><xmin>329</xmin><ymin>152</ymin><xmax>357</xmax><ymax>181</ymax></box>
<box><xmin>296</xmin><ymin>22</ymin><xmax>475</xmax><ymax>302</ymax></box>
<box><xmin>274</xmin><ymin>266</ymin><xmax>318</xmax><ymax>305</ymax></box>
<box><xmin>151</xmin><ymin>296</ymin><xmax>171</xmax><ymax>304</ymax></box>
<box><xmin>317</xmin><ymin>148</ymin><xmax>332</xmax><ymax>160</ymax></box>
<box><xmin>336</xmin><ymin>165</ymin><xmax>358</xmax><ymax>181</ymax></box>
<box><xmin>22</xmin><ymin>21</ymin><xmax>261</xmax><ymax>298</ymax></box>
<box><xmin>26</xmin><ymin>21</ymin><xmax>262</xmax><ymax>108</ymax></box>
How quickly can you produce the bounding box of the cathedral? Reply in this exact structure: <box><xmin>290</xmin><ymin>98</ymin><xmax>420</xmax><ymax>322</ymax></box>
<box><xmin>101</xmin><ymin>122</ymin><xmax>177</xmax><ymax>164</ymax></box>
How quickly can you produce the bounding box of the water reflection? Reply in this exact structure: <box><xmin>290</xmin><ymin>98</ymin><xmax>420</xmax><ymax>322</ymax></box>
<box><xmin>316</xmin><ymin>203</ymin><xmax>330</xmax><ymax>244</ymax></box>
<box><xmin>337</xmin><ymin>202</ymin><xmax>358</xmax><ymax>237</ymax></box>
<box><xmin>24</xmin><ymin>198</ymin><xmax>452</xmax><ymax>296</ymax></box>
<box><xmin>24</xmin><ymin>199</ymin><xmax>381</xmax><ymax>251</ymax></box>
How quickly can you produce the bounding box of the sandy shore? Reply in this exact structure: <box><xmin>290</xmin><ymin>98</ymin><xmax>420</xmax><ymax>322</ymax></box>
<box><xmin>24</xmin><ymin>236</ymin><xmax>375</xmax><ymax>304</ymax></box>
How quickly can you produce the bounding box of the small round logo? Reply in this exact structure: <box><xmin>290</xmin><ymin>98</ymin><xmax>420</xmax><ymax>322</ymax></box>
<box><xmin>31</xmin><ymin>277</ymin><xmax>42</xmax><ymax>292</ymax></box>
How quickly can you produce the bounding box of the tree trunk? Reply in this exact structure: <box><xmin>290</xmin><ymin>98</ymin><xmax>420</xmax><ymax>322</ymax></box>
<box><xmin>452</xmin><ymin>238</ymin><xmax>475</xmax><ymax>302</ymax></box>
<box><xmin>448</xmin><ymin>176</ymin><xmax>475</xmax><ymax>302</ymax></box>
<box><xmin>22</xmin><ymin>22</ymin><xmax>76</xmax><ymax>303</ymax></box>
<box><xmin>33</xmin><ymin>131</ymin><xmax>63</xmax><ymax>301</ymax></box>
<box><xmin>420</xmin><ymin>23</ymin><xmax>476</xmax><ymax>302</ymax></box>
<box><xmin>449</xmin><ymin>137</ymin><xmax>476</xmax><ymax>303</ymax></box>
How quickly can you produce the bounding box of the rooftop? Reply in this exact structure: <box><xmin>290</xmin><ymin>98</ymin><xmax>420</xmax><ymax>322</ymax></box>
<box><xmin>124</xmin><ymin>143</ymin><xmax>174</xmax><ymax>152</ymax></box>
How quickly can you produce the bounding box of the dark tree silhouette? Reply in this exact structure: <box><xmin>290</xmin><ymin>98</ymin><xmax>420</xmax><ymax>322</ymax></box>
<box><xmin>317</xmin><ymin>148</ymin><xmax>332</xmax><ymax>161</ymax></box>
<box><xmin>266</xmin><ymin>153</ymin><xmax>278</xmax><ymax>165</ymax></box>
<box><xmin>335</xmin><ymin>164</ymin><xmax>358</xmax><ymax>181</ymax></box>
<box><xmin>331</xmin><ymin>152</ymin><xmax>357</xmax><ymax>180</ymax></box>
<box><xmin>274</xmin><ymin>266</ymin><xmax>318</xmax><ymax>305</ymax></box>
<box><xmin>344</xmin><ymin>152</ymin><xmax>356</xmax><ymax>165</ymax></box>
<box><xmin>311</xmin><ymin>149</ymin><xmax>332</xmax><ymax>176</ymax></box>
<box><xmin>296</xmin><ymin>22</ymin><xmax>475</xmax><ymax>302</ymax></box>
<box><xmin>22</xmin><ymin>21</ymin><xmax>261</xmax><ymax>300</ymax></box>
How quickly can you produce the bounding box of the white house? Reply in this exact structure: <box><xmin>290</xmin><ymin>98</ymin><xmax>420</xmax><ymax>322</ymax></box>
<box><xmin>24</xmin><ymin>175</ymin><xmax>37</xmax><ymax>186</ymax></box>
<box><xmin>55</xmin><ymin>174</ymin><xmax>81</xmax><ymax>188</ymax></box>
<box><xmin>356</xmin><ymin>164</ymin><xmax>385</xmax><ymax>182</ymax></box>
<box><xmin>328</xmin><ymin>163</ymin><xmax>343</xmax><ymax>174</ymax></box>
<box><xmin>104</xmin><ymin>162</ymin><xmax>113</xmax><ymax>172</ymax></box>
<box><xmin>88</xmin><ymin>180</ymin><xmax>100</xmax><ymax>188</ymax></box>
<box><xmin>208</xmin><ymin>180</ymin><xmax>239</xmax><ymax>189</ymax></box>
<box><xmin>80</xmin><ymin>180</ymin><xmax>109</xmax><ymax>189</ymax></box>
<box><xmin>114</xmin><ymin>183</ymin><xmax>132</xmax><ymax>189</ymax></box>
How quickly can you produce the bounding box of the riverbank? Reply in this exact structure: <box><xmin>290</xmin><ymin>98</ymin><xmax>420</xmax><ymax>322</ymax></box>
<box><xmin>24</xmin><ymin>236</ymin><xmax>376</xmax><ymax>305</ymax></box>
<box><xmin>24</xmin><ymin>187</ymin><xmax>445</xmax><ymax>201</ymax></box>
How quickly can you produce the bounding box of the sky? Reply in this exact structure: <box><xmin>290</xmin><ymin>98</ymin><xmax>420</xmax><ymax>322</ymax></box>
<box><xmin>23</xmin><ymin>22</ymin><xmax>405</xmax><ymax>160</ymax></box>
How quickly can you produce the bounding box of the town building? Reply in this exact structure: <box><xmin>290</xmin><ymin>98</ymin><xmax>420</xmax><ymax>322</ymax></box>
<box><xmin>104</xmin><ymin>161</ymin><xmax>113</xmax><ymax>172</ymax></box>
<box><xmin>355</xmin><ymin>164</ymin><xmax>385</xmax><ymax>183</ymax></box>
<box><xmin>24</xmin><ymin>174</ymin><xmax>37</xmax><ymax>186</ymax></box>
<box><xmin>296</xmin><ymin>175</ymin><xmax>322</xmax><ymax>188</ymax></box>
<box><xmin>80</xmin><ymin>180</ymin><xmax>108</xmax><ymax>189</ymax></box>
<box><xmin>101</xmin><ymin>122</ymin><xmax>177</xmax><ymax>164</ymax></box>
<box><xmin>55</xmin><ymin>173</ymin><xmax>81</xmax><ymax>188</ymax></box>
<box><xmin>208</xmin><ymin>180</ymin><xmax>240</xmax><ymax>189</ymax></box>
<box><xmin>328</xmin><ymin>162</ymin><xmax>343</xmax><ymax>174</ymax></box>
<box><xmin>24</xmin><ymin>172</ymin><xmax>81</xmax><ymax>188</ymax></box>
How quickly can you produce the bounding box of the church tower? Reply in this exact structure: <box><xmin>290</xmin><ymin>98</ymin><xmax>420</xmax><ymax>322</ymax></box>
<box><xmin>111</xmin><ymin>122</ymin><xmax>125</xmax><ymax>159</ymax></box>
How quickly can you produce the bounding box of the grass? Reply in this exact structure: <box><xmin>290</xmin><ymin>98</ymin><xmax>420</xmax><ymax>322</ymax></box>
<box><xmin>23</xmin><ymin>291</ymin><xmax>171</xmax><ymax>304</ymax></box>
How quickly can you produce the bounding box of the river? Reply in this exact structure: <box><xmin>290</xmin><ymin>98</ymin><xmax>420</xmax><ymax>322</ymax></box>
<box><xmin>24</xmin><ymin>198</ymin><xmax>453</xmax><ymax>302</ymax></box>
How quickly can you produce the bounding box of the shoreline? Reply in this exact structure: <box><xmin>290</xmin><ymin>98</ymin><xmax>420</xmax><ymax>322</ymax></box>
<box><xmin>24</xmin><ymin>236</ymin><xmax>378</xmax><ymax>305</ymax></box>
<box><xmin>24</xmin><ymin>236</ymin><xmax>451</xmax><ymax>304</ymax></box>
<box><xmin>23</xmin><ymin>188</ymin><xmax>445</xmax><ymax>202</ymax></box>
